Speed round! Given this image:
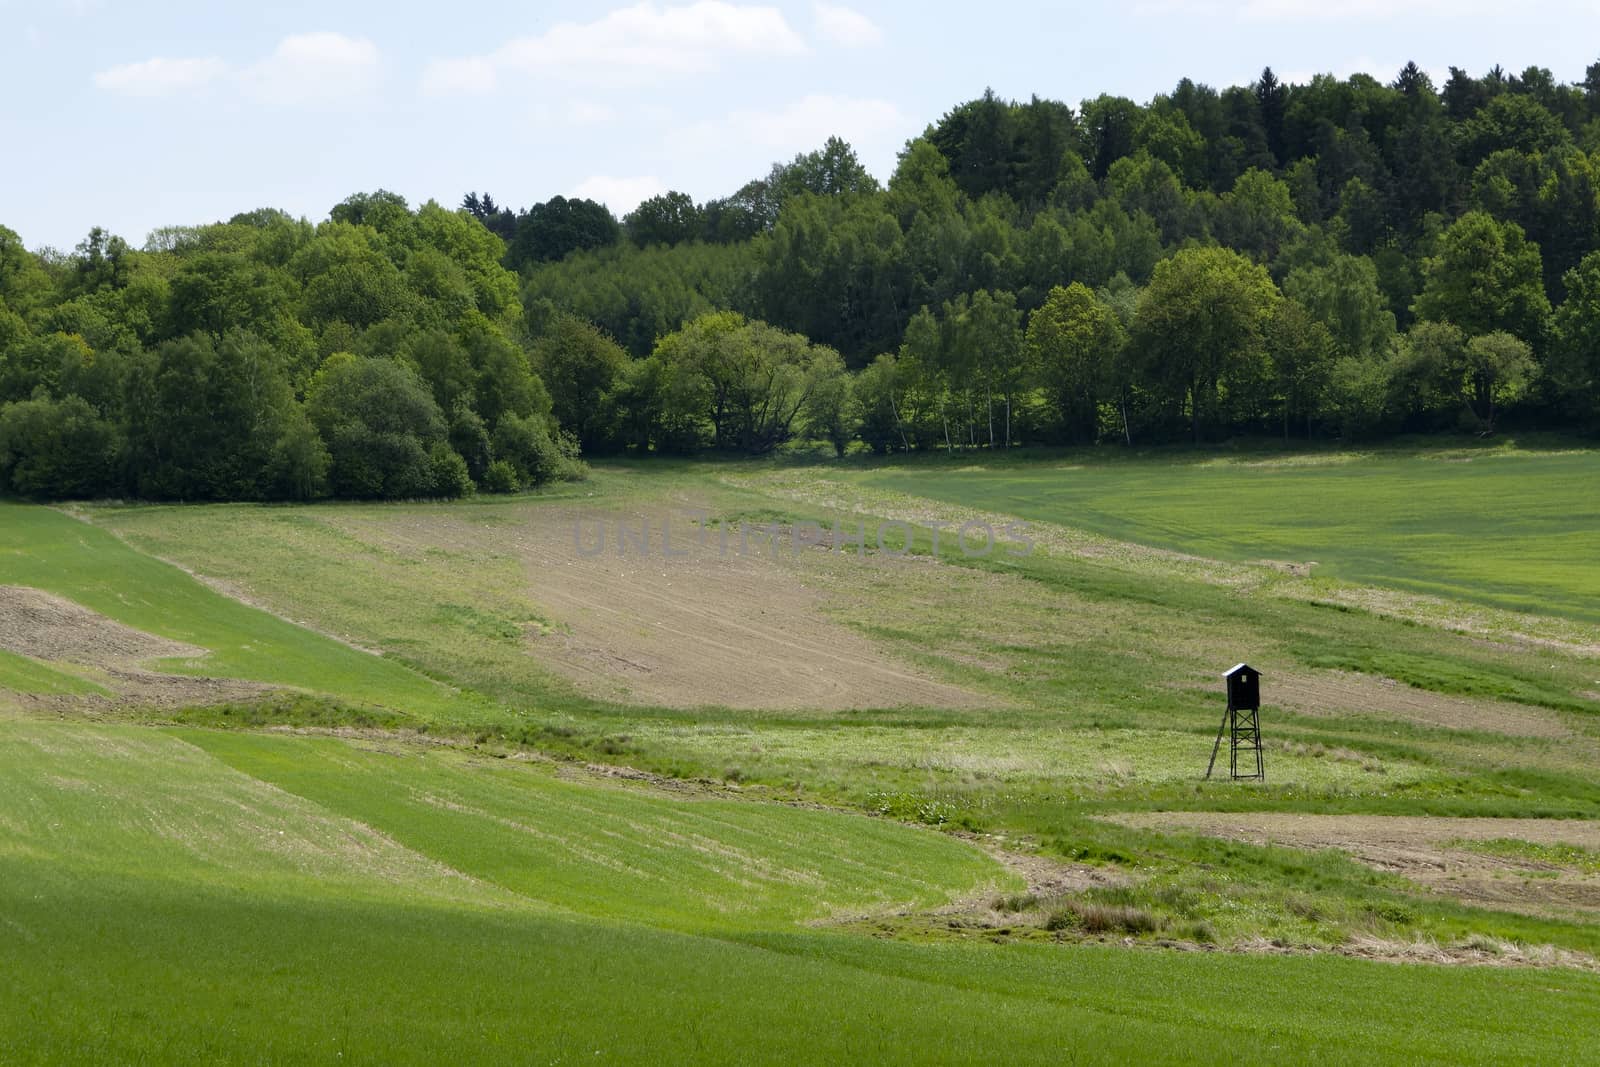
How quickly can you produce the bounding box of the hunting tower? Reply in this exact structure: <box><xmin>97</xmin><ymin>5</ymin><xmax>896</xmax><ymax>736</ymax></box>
<box><xmin>1206</xmin><ymin>664</ymin><xmax>1264</xmax><ymax>781</ymax></box>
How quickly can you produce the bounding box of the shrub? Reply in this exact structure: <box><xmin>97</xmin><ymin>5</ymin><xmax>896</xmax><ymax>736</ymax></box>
<box><xmin>1369</xmin><ymin>901</ymin><xmax>1418</xmax><ymax>926</ymax></box>
<box><xmin>428</xmin><ymin>441</ymin><xmax>473</xmax><ymax>498</ymax></box>
<box><xmin>492</xmin><ymin>412</ymin><xmax>586</xmax><ymax>486</ymax></box>
<box><xmin>480</xmin><ymin>459</ymin><xmax>520</xmax><ymax>494</ymax></box>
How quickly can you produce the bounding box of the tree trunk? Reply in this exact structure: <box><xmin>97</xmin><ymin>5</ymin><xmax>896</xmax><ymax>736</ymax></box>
<box><xmin>986</xmin><ymin>384</ymin><xmax>995</xmax><ymax>450</ymax></box>
<box><xmin>889</xmin><ymin>388</ymin><xmax>909</xmax><ymax>453</ymax></box>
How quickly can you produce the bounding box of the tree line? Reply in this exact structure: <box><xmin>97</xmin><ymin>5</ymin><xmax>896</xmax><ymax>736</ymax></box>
<box><xmin>6</xmin><ymin>61</ymin><xmax>1600</xmax><ymax>500</ymax></box>
<box><xmin>524</xmin><ymin>63</ymin><xmax>1600</xmax><ymax>453</ymax></box>
<box><xmin>0</xmin><ymin>197</ymin><xmax>581</xmax><ymax>500</ymax></box>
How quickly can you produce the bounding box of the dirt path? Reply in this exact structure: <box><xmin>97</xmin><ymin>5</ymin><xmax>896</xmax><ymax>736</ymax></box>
<box><xmin>1108</xmin><ymin>812</ymin><xmax>1600</xmax><ymax>917</ymax></box>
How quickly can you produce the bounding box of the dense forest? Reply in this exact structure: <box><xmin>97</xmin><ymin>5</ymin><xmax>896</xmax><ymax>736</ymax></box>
<box><xmin>6</xmin><ymin>61</ymin><xmax>1600</xmax><ymax>500</ymax></box>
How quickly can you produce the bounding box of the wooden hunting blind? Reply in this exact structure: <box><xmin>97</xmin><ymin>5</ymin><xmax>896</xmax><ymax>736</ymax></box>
<box><xmin>1225</xmin><ymin>663</ymin><xmax>1259</xmax><ymax>712</ymax></box>
<box><xmin>1206</xmin><ymin>664</ymin><xmax>1264</xmax><ymax>781</ymax></box>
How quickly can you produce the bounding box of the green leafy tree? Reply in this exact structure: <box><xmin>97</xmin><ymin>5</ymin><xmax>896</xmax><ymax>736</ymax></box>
<box><xmin>127</xmin><ymin>332</ymin><xmax>324</xmax><ymax>500</ymax></box>
<box><xmin>1549</xmin><ymin>250</ymin><xmax>1600</xmax><ymax>416</ymax></box>
<box><xmin>654</xmin><ymin>312</ymin><xmax>844</xmax><ymax>454</ymax></box>
<box><xmin>468</xmin><ymin>332</ymin><xmax>548</xmax><ymax>427</ymax></box>
<box><xmin>330</xmin><ymin>190</ymin><xmax>413</xmax><ymax>233</ymax></box>
<box><xmin>1281</xmin><ymin>254</ymin><xmax>1396</xmax><ymax>358</ymax></box>
<box><xmin>774</xmin><ymin>137</ymin><xmax>880</xmax><ymax>199</ymax></box>
<box><xmin>801</xmin><ymin>347</ymin><xmax>856</xmax><ymax>456</ymax></box>
<box><xmin>856</xmin><ymin>348</ymin><xmax>945</xmax><ymax>453</ymax></box>
<box><xmin>1325</xmin><ymin>348</ymin><xmax>1395</xmax><ymax>440</ymax></box>
<box><xmin>1131</xmin><ymin>246</ymin><xmax>1281</xmax><ymax>441</ymax></box>
<box><xmin>888</xmin><ymin>139</ymin><xmax>963</xmax><ymax>230</ymax></box>
<box><xmin>1026</xmin><ymin>283</ymin><xmax>1124</xmax><ymax>443</ymax></box>
<box><xmin>942</xmin><ymin>289</ymin><xmax>1024</xmax><ymax>447</ymax></box>
<box><xmin>0</xmin><ymin>225</ymin><xmax>53</xmax><ymax>316</ymax></box>
<box><xmin>1388</xmin><ymin>320</ymin><xmax>1469</xmax><ymax>423</ymax></box>
<box><xmin>1413</xmin><ymin>211</ymin><xmax>1550</xmax><ymax>343</ymax></box>
<box><xmin>406</xmin><ymin>201</ymin><xmax>521</xmax><ymax>321</ymax></box>
<box><xmin>1079</xmin><ymin>95</ymin><xmax>1143</xmax><ymax>180</ymax></box>
<box><xmin>304</xmin><ymin>352</ymin><xmax>457</xmax><ymax>499</ymax></box>
<box><xmin>520</xmin><ymin>240</ymin><xmax>755</xmax><ymax>357</ymax></box>
<box><xmin>625</xmin><ymin>192</ymin><xmax>705</xmax><ymax>248</ymax></box>
<box><xmin>755</xmin><ymin>191</ymin><xmax>908</xmax><ymax>362</ymax></box>
<box><xmin>1334</xmin><ymin>177</ymin><xmax>1388</xmax><ymax>255</ymax></box>
<box><xmin>507</xmin><ymin>197</ymin><xmax>620</xmax><ymax>269</ymax></box>
<box><xmin>530</xmin><ymin>314</ymin><xmax>629</xmax><ymax>451</ymax></box>
<box><xmin>0</xmin><ymin>394</ymin><xmax>123</xmax><ymax>498</ymax></box>
<box><xmin>928</xmin><ymin>91</ymin><xmax>1019</xmax><ymax>200</ymax></box>
<box><xmin>1105</xmin><ymin>151</ymin><xmax>1194</xmax><ymax>246</ymax></box>
<box><xmin>1213</xmin><ymin>168</ymin><xmax>1303</xmax><ymax>262</ymax></box>
<box><xmin>1458</xmin><ymin>94</ymin><xmax>1570</xmax><ymax>163</ymax></box>
<box><xmin>1133</xmin><ymin>107</ymin><xmax>1206</xmax><ymax>189</ymax></box>
<box><xmin>293</xmin><ymin>223</ymin><xmax>416</xmax><ymax>330</ymax></box>
<box><xmin>1463</xmin><ymin>331</ymin><xmax>1534</xmax><ymax>428</ymax></box>
<box><xmin>1266</xmin><ymin>300</ymin><xmax>1337</xmax><ymax>440</ymax></box>
<box><xmin>403</xmin><ymin>329</ymin><xmax>476</xmax><ymax>414</ymax></box>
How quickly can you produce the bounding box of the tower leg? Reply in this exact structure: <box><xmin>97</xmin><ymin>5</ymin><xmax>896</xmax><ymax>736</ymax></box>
<box><xmin>1205</xmin><ymin>706</ymin><xmax>1231</xmax><ymax>780</ymax></box>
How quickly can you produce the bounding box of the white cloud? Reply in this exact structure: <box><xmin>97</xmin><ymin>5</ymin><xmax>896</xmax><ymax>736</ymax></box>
<box><xmin>422</xmin><ymin>1</ymin><xmax>806</xmax><ymax>94</ymax></box>
<box><xmin>1136</xmin><ymin>0</ymin><xmax>1500</xmax><ymax>17</ymax></box>
<box><xmin>568</xmin><ymin>101</ymin><xmax>620</xmax><ymax>125</ymax></box>
<box><xmin>813</xmin><ymin>3</ymin><xmax>882</xmax><ymax>47</ymax></box>
<box><xmin>574</xmin><ymin>175</ymin><xmax>667</xmax><ymax>214</ymax></box>
<box><xmin>517</xmin><ymin>100</ymin><xmax>624</xmax><ymax>128</ymax></box>
<box><xmin>92</xmin><ymin>56</ymin><xmax>227</xmax><ymax>97</ymax></box>
<box><xmin>678</xmin><ymin>94</ymin><xmax>908</xmax><ymax>156</ymax></box>
<box><xmin>421</xmin><ymin>57</ymin><xmax>496</xmax><ymax>95</ymax></box>
<box><xmin>239</xmin><ymin>33</ymin><xmax>380</xmax><ymax>105</ymax></box>
<box><xmin>92</xmin><ymin>33</ymin><xmax>378</xmax><ymax>106</ymax></box>
<box><xmin>1239</xmin><ymin>0</ymin><xmax>1498</xmax><ymax>18</ymax></box>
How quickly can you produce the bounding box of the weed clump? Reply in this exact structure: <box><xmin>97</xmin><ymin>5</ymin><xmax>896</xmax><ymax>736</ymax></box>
<box><xmin>993</xmin><ymin>893</ymin><xmax>1038</xmax><ymax>913</ymax></box>
<box><xmin>1046</xmin><ymin>899</ymin><xmax>1163</xmax><ymax>936</ymax></box>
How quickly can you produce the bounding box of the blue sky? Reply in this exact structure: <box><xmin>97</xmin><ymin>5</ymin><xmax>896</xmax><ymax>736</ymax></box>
<box><xmin>4</xmin><ymin>0</ymin><xmax>1600</xmax><ymax>251</ymax></box>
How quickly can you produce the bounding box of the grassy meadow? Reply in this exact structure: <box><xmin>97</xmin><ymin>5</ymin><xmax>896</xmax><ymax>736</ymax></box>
<box><xmin>852</xmin><ymin>443</ymin><xmax>1600</xmax><ymax>623</ymax></box>
<box><xmin>5</xmin><ymin>439</ymin><xmax>1600</xmax><ymax>1061</ymax></box>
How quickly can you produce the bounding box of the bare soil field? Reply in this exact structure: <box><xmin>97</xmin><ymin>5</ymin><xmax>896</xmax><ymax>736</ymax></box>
<box><xmin>328</xmin><ymin>509</ymin><xmax>990</xmax><ymax>711</ymax></box>
<box><xmin>0</xmin><ymin>585</ymin><xmax>265</xmax><ymax>708</ymax></box>
<box><xmin>1271</xmin><ymin>669</ymin><xmax>1574</xmax><ymax>739</ymax></box>
<box><xmin>1109</xmin><ymin>812</ymin><xmax>1600</xmax><ymax>918</ymax></box>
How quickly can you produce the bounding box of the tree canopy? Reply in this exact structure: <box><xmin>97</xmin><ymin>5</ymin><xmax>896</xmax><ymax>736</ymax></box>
<box><xmin>9</xmin><ymin>59</ymin><xmax>1600</xmax><ymax>502</ymax></box>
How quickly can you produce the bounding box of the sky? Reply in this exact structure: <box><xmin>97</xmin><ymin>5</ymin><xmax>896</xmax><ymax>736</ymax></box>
<box><xmin>4</xmin><ymin>0</ymin><xmax>1600</xmax><ymax>251</ymax></box>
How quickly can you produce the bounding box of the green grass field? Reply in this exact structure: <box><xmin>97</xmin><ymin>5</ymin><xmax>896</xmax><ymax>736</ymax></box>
<box><xmin>852</xmin><ymin>443</ymin><xmax>1600</xmax><ymax>623</ymax></box>
<box><xmin>7</xmin><ymin>719</ymin><xmax>1600</xmax><ymax>1064</ymax></box>
<box><xmin>6</xmin><ymin>441</ymin><xmax>1600</xmax><ymax>1061</ymax></box>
